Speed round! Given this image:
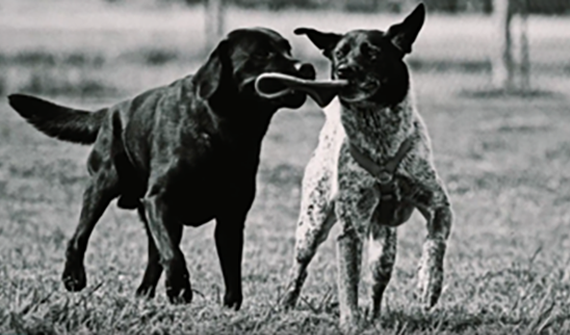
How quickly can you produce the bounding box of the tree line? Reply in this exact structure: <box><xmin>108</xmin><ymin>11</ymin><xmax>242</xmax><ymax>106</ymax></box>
<box><xmin>162</xmin><ymin>0</ymin><xmax>568</xmax><ymax>14</ymax></box>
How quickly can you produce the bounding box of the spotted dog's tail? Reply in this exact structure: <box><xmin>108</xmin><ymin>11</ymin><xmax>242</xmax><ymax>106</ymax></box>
<box><xmin>8</xmin><ymin>94</ymin><xmax>107</xmax><ymax>145</ymax></box>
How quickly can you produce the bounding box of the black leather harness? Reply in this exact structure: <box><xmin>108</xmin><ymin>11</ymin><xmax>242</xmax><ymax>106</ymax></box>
<box><xmin>349</xmin><ymin>137</ymin><xmax>415</xmax><ymax>224</ymax></box>
<box><xmin>349</xmin><ymin>137</ymin><xmax>414</xmax><ymax>186</ymax></box>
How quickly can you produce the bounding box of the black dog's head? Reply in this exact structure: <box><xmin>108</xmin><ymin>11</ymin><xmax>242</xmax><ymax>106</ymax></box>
<box><xmin>295</xmin><ymin>3</ymin><xmax>425</xmax><ymax>106</ymax></box>
<box><xmin>194</xmin><ymin>27</ymin><xmax>316</xmax><ymax>112</ymax></box>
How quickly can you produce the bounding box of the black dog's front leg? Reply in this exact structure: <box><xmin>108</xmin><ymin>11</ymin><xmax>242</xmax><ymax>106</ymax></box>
<box><xmin>215</xmin><ymin>213</ymin><xmax>245</xmax><ymax>310</ymax></box>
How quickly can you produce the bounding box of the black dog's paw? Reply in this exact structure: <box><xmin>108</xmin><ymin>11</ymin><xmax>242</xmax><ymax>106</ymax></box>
<box><xmin>280</xmin><ymin>293</ymin><xmax>298</xmax><ymax>311</ymax></box>
<box><xmin>165</xmin><ymin>267</ymin><xmax>192</xmax><ymax>304</ymax></box>
<box><xmin>62</xmin><ymin>262</ymin><xmax>86</xmax><ymax>292</ymax></box>
<box><xmin>135</xmin><ymin>284</ymin><xmax>156</xmax><ymax>299</ymax></box>
<box><xmin>223</xmin><ymin>291</ymin><xmax>242</xmax><ymax>311</ymax></box>
<box><xmin>166</xmin><ymin>285</ymin><xmax>193</xmax><ymax>304</ymax></box>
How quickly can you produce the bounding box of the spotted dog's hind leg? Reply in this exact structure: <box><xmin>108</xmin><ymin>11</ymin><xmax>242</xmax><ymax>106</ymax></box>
<box><xmin>415</xmin><ymin>182</ymin><xmax>452</xmax><ymax>308</ymax></box>
<box><xmin>281</xmin><ymin>190</ymin><xmax>335</xmax><ymax>309</ymax></box>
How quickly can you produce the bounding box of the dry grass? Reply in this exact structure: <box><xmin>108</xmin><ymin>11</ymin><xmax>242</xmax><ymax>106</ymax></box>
<box><xmin>1</xmin><ymin>0</ymin><xmax>570</xmax><ymax>334</ymax></box>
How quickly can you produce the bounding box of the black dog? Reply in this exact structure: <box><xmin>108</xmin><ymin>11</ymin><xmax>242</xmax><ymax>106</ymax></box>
<box><xmin>8</xmin><ymin>27</ymin><xmax>315</xmax><ymax>310</ymax></box>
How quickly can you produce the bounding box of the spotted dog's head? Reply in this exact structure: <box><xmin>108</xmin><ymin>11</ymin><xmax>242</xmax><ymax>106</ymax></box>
<box><xmin>294</xmin><ymin>3</ymin><xmax>425</xmax><ymax>106</ymax></box>
<box><xmin>194</xmin><ymin>27</ymin><xmax>316</xmax><ymax>113</ymax></box>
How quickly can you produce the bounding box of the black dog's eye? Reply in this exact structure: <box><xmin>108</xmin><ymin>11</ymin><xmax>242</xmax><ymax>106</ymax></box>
<box><xmin>253</xmin><ymin>49</ymin><xmax>275</xmax><ymax>60</ymax></box>
<box><xmin>333</xmin><ymin>46</ymin><xmax>349</xmax><ymax>59</ymax></box>
<box><xmin>334</xmin><ymin>49</ymin><xmax>344</xmax><ymax>59</ymax></box>
<box><xmin>361</xmin><ymin>43</ymin><xmax>380</xmax><ymax>61</ymax></box>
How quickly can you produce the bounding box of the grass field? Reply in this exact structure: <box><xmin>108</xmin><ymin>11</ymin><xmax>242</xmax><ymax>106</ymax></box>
<box><xmin>1</xmin><ymin>0</ymin><xmax>570</xmax><ymax>334</ymax></box>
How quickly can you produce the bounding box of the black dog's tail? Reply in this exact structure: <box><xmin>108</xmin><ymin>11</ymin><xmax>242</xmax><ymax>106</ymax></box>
<box><xmin>8</xmin><ymin>94</ymin><xmax>107</xmax><ymax>145</ymax></box>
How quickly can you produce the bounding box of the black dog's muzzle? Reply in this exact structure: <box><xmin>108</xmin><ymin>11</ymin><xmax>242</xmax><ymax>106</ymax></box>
<box><xmin>295</xmin><ymin>62</ymin><xmax>317</xmax><ymax>80</ymax></box>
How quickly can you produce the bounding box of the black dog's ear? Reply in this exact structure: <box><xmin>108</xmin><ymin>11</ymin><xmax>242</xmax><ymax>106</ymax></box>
<box><xmin>195</xmin><ymin>40</ymin><xmax>230</xmax><ymax>100</ymax></box>
<box><xmin>294</xmin><ymin>28</ymin><xmax>342</xmax><ymax>58</ymax></box>
<box><xmin>386</xmin><ymin>3</ymin><xmax>426</xmax><ymax>54</ymax></box>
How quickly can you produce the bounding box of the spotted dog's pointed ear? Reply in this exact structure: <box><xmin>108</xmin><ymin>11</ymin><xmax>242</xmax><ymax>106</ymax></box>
<box><xmin>386</xmin><ymin>3</ymin><xmax>426</xmax><ymax>54</ymax></box>
<box><xmin>294</xmin><ymin>27</ymin><xmax>342</xmax><ymax>58</ymax></box>
<box><xmin>195</xmin><ymin>40</ymin><xmax>231</xmax><ymax>100</ymax></box>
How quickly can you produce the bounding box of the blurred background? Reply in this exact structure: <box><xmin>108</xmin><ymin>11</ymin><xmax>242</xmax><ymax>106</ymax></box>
<box><xmin>0</xmin><ymin>0</ymin><xmax>568</xmax><ymax>100</ymax></box>
<box><xmin>1</xmin><ymin>0</ymin><xmax>570</xmax><ymax>333</ymax></box>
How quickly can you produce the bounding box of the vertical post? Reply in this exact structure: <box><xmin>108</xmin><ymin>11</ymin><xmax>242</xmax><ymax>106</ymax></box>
<box><xmin>492</xmin><ymin>0</ymin><xmax>514</xmax><ymax>90</ymax></box>
<box><xmin>205</xmin><ymin>0</ymin><xmax>225</xmax><ymax>52</ymax></box>
<box><xmin>518</xmin><ymin>0</ymin><xmax>530</xmax><ymax>90</ymax></box>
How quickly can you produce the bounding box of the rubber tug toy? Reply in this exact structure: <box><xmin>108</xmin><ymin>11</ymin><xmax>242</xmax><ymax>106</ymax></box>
<box><xmin>255</xmin><ymin>72</ymin><xmax>348</xmax><ymax>107</ymax></box>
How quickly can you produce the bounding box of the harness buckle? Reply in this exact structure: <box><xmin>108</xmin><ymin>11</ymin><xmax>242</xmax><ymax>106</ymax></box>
<box><xmin>375</xmin><ymin>169</ymin><xmax>393</xmax><ymax>184</ymax></box>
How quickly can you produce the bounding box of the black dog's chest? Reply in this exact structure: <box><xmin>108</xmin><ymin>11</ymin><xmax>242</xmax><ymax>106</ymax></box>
<box><xmin>160</xmin><ymin>155</ymin><xmax>258</xmax><ymax>226</ymax></box>
<box><xmin>114</xmin><ymin>144</ymin><xmax>257</xmax><ymax>226</ymax></box>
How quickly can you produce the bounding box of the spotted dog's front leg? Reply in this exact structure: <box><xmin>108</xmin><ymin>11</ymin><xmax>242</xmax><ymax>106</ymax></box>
<box><xmin>336</xmin><ymin>224</ymin><xmax>362</xmax><ymax>333</ymax></box>
<box><xmin>367</xmin><ymin>194</ymin><xmax>415</xmax><ymax>319</ymax></box>
<box><xmin>367</xmin><ymin>224</ymin><xmax>397</xmax><ymax>319</ymax></box>
<box><xmin>334</xmin><ymin>195</ymin><xmax>370</xmax><ymax>331</ymax></box>
<box><xmin>416</xmin><ymin>183</ymin><xmax>452</xmax><ymax>308</ymax></box>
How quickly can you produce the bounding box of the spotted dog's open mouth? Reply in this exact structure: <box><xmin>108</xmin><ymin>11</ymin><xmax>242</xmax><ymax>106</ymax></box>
<box><xmin>255</xmin><ymin>73</ymin><xmax>348</xmax><ymax>107</ymax></box>
<box><xmin>338</xmin><ymin>78</ymin><xmax>381</xmax><ymax>103</ymax></box>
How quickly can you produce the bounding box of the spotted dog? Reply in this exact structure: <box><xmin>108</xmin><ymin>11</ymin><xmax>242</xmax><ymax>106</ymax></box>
<box><xmin>281</xmin><ymin>4</ymin><xmax>453</xmax><ymax>330</ymax></box>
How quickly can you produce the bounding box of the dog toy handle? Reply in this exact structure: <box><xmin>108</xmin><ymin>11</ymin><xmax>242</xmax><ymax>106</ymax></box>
<box><xmin>255</xmin><ymin>73</ymin><xmax>348</xmax><ymax>108</ymax></box>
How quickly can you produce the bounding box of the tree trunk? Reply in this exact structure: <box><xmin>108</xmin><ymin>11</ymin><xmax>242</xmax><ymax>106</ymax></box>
<box><xmin>205</xmin><ymin>0</ymin><xmax>224</xmax><ymax>52</ymax></box>
<box><xmin>492</xmin><ymin>0</ymin><xmax>514</xmax><ymax>90</ymax></box>
<box><xmin>518</xmin><ymin>0</ymin><xmax>530</xmax><ymax>90</ymax></box>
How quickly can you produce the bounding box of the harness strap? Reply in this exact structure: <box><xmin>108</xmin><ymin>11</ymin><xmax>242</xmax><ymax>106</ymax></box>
<box><xmin>348</xmin><ymin>136</ymin><xmax>415</xmax><ymax>192</ymax></box>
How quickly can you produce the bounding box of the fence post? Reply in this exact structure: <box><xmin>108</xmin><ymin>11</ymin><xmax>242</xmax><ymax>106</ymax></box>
<box><xmin>492</xmin><ymin>0</ymin><xmax>514</xmax><ymax>90</ymax></box>
<box><xmin>205</xmin><ymin>0</ymin><xmax>225</xmax><ymax>52</ymax></box>
<box><xmin>518</xmin><ymin>0</ymin><xmax>530</xmax><ymax>90</ymax></box>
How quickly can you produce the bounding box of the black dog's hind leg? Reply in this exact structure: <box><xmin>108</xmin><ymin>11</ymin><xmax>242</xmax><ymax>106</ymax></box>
<box><xmin>62</xmin><ymin>149</ymin><xmax>120</xmax><ymax>292</ymax></box>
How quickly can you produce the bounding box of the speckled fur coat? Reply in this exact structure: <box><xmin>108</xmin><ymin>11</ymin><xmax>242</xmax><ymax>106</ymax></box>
<box><xmin>283</xmin><ymin>94</ymin><xmax>453</xmax><ymax>324</ymax></box>
<box><xmin>281</xmin><ymin>4</ymin><xmax>453</xmax><ymax>331</ymax></box>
